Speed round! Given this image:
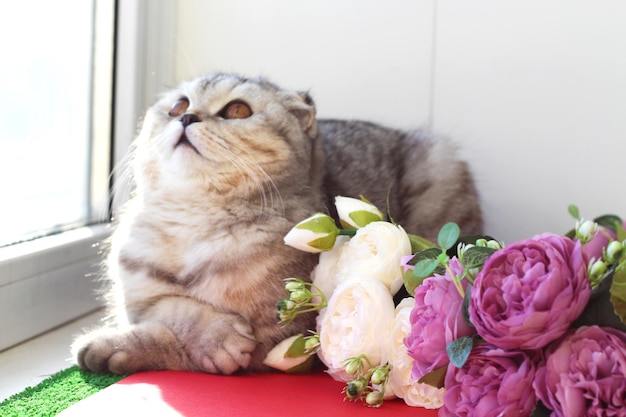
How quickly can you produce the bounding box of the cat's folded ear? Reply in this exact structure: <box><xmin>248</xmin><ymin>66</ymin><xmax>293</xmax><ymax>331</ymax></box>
<box><xmin>287</xmin><ymin>91</ymin><xmax>318</xmax><ymax>138</ymax></box>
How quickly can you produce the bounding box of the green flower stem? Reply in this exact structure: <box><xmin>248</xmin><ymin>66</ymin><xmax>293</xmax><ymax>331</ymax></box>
<box><xmin>339</xmin><ymin>229</ymin><xmax>357</xmax><ymax>236</ymax></box>
<box><xmin>294</xmin><ymin>305</ymin><xmax>325</xmax><ymax>314</ymax></box>
<box><xmin>462</xmin><ymin>268</ymin><xmax>476</xmax><ymax>285</ymax></box>
<box><xmin>307</xmin><ymin>282</ymin><xmax>328</xmax><ymax>309</ymax></box>
<box><xmin>447</xmin><ymin>264</ymin><xmax>465</xmax><ymax>299</ymax></box>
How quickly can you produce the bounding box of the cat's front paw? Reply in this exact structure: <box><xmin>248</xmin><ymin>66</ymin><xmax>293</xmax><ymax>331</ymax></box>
<box><xmin>72</xmin><ymin>324</ymin><xmax>184</xmax><ymax>374</ymax></box>
<box><xmin>72</xmin><ymin>328</ymin><xmax>138</xmax><ymax>374</ymax></box>
<box><xmin>194</xmin><ymin>314</ymin><xmax>257</xmax><ymax>375</ymax></box>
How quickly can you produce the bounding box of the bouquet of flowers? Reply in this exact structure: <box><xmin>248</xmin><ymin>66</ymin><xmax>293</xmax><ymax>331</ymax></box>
<box><xmin>264</xmin><ymin>197</ymin><xmax>626</xmax><ymax>416</ymax></box>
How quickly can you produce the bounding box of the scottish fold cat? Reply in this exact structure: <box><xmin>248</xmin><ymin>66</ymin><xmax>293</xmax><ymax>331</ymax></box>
<box><xmin>72</xmin><ymin>73</ymin><xmax>482</xmax><ymax>374</ymax></box>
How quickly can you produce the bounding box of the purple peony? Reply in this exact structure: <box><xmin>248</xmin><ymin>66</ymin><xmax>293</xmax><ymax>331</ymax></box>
<box><xmin>534</xmin><ymin>325</ymin><xmax>626</xmax><ymax>417</ymax></box>
<box><xmin>440</xmin><ymin>343</ymin><xmax>538</xmax><ymax>417</ymax></box>
<box><xmin>404</xmin><ymin>258</ymin><xmax>476</xmax><ymax>378</ymax></box>
<box><xmin>470</xmin><ymin>233</ymin><xmax>591</xmax><ymax>350</ymax></box>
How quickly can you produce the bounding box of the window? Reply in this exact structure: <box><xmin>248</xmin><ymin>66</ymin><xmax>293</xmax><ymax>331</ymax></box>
<box><xmin>0</xmin><ymin>0</ymin><xmax>113</xmax><ymax>248</ymax></box>
<box><xmin>0</xmin><ymin>0</ymin><xmax>115</xmax><ymax>351</ymax></box>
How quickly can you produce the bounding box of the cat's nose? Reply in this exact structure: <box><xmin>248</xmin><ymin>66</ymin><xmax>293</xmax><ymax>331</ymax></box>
<box><xmin>180</xmin><ymin>113</ymin><xmax>200</xmax><ymax>128</ymax></box>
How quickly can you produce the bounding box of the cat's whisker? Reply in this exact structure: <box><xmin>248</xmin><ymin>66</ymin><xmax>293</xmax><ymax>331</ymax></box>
<box><xmin>220</xmin><ymin>146</ymin><xmax>280</xmax><ymax>217</ymax></box>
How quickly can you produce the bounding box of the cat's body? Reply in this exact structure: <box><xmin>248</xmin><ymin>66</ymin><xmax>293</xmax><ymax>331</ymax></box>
<box><xmin>320</xmin><ymin>119</ymin><xmax>481</xmax><ymax>235</ymax></box>
<box><xmin>72</xmin><ymin>73</ymin><xmax>482</xmax><ymax>375</ymax></box>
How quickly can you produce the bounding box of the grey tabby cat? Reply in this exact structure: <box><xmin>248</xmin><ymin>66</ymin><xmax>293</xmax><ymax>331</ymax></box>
<box><xmin>72</xmin><ymin>73</ymin><xmax>482</xmax><ymax>375</ymax></box>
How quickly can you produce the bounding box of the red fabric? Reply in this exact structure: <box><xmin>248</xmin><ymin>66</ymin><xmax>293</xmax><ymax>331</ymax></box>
<box><xmin>113</xmin><ymin>370</ymin><xmax>439</xmax><ymax>417</ymax></box>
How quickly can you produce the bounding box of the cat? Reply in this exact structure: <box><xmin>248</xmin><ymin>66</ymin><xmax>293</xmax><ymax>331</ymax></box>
<box><xmin>72</xmin><ymin>72</ymin><xmax>482</xmax><ymax>375</ymax></box>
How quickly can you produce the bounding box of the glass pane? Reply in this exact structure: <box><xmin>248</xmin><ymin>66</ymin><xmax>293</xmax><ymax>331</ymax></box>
<box><xmin>0</xmin><ymin>1</ymin><xmax>96</xmax><ymax>247</ymax></box>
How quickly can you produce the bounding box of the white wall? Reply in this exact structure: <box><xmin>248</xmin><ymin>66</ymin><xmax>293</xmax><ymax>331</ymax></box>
<box><xmin>173</xmin><ymin>0</ymin><xmax>434</xmax><ymax>129</ymax></box>
<box><xmin>141</xmin><ymin>0</ymin><xmax>626</xmax><ymax>244</ymax></box>
<box><xmin>432</xmin><ymin>0</ymin><xmax>626</xmax><ymax>242</ymax></box>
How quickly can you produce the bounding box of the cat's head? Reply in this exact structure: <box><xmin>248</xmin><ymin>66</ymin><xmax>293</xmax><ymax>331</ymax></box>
<box><xmin>133</xmin><ymin>73</ymin><xmax>321</xmax><ymax>198</ymax></box>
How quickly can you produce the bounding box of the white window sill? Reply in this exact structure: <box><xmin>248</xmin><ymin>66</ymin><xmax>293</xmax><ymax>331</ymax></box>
<box><xmin>0</xmin><ymin>309</ymin><xmax>104</xmax><ymax>402</ymax></box>
<box><xmin>0</xmin><ymin>224</ymin><xmax>111</xmax><ymax>352</ymax></box>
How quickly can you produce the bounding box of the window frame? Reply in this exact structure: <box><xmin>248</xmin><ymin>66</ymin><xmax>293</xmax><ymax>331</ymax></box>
<box><xmin>0</xmin><ymin>0</ymin><xmax>178</xmax><ymax>351</ymax></box>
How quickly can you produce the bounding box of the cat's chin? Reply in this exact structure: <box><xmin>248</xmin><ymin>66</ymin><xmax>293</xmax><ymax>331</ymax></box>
<box><xmin>175</xmin><ymin>133</ymin><xmax>200</xmax><ymax>155</ymax></box>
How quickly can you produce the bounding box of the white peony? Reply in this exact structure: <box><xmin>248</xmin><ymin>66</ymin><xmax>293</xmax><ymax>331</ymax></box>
<box><xmin>310</xmin><ymin>235</ymin><xmax>351</xmax><ymax>302</ymax></box>
<box><xmin>316</xmin><ymin>275</ymin><xmax>396</xmax><ymax>382</ymax></box>
<box><xmin>386</xmin><ymin>297</ymin><xmax>445</xmax><ymax>409</ymax></box>
<box><xmin>335</xmin><ymin>221</ymin><xmax>411</xmax><ymax>295</ymax></box>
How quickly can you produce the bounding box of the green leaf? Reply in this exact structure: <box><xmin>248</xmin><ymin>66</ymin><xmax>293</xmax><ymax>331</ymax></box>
<box><xmin>452</xmin><ymin>234</ymin><xmax>497</xmax><ymax>257</ymax></box>
<box><xmin>408</xmin><ymin>248</ymin><xmax>443</xmax><ymax>265</ymax></box>
<box><xmin>403</xmin><ymin>265</ymin><xmax>416</xmax><ymax>295</ymax></box>
<box><xmin>403</xmin><ymin>268</ymin><xmax>424</xmax><ymax>296</ymax></box>
<box><xmin>408</xmin><ymin>233</ymin><xmax>437</xmax><ymax>253</ymax></box>
<box><xmin>349</xmin><ymin>210</ymin><xmax>383</xmax><ymax>228</ymax></box>
<box><xmin>446</xmin><ymin>336</ymin><xmax>475</xmax><ymax>368</ymax></box>
<box><xmin>618</xmin><ymin>222</ymin><xmax>626</xmax><ymax>242</ymax></box>
<box><xmin>594</xmin><ymin>214</ymin><xmax>624</xmax><ymax>234</ymax></box>
<box><xmin>297</xmin><ymin>213</ymin><xmax>338</xmax><ymax>233</ymax></box>
<box><xmin>461</xmin><ymin>246</ymin><xmax>497</xmax><ymax>270</ymax></box>
<box><xmin>414</xmin><ymin>259</ymin><xmax>439</xmax><ymax>279</ymax></box>
<box><xmin>462</xmin><ymin>283</ymin><xmax>474</xmax><ymax>327</ymax></box>
<box><xmin>438</xmin><ymin>223</ymin><xmax>461</xmax><ymax>251</ymax></box>
<box><xmin>417</xmin><ymin>365</ymin><xmax>447</xmax><ymax>388</ymax></box>
<box><xmin>307</xmin><ymin>232</ymin><xmax>339</xmax><ymax>251</ymax></box>
<box><xmin>285</xmin><ymin>355</ymin><xmax>315</xmax><ymax>374</ymax></box>
<box><xmin>285</xmin><ymin>334</ymin><xmax>307</xmax><ymax>358</ymax></box>
<box><xmin>610</xmin><ymin>262</ymin><xmax>626</xmax><ymax>326</ymax></box>
<box><xmin>568</xmin><ymin>204</ymin><xmax>580</xmax><ymax>220</ymax></box>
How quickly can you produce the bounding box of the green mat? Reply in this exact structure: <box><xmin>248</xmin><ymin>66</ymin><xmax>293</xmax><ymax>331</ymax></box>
<box><xmin>0</xmin><ymin>366</ymin><xmax>125</xmax><ymax>417</ymax></box>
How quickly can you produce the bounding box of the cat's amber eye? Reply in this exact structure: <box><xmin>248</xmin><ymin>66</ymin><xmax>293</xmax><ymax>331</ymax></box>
<box><xmin>221</xmin><ymin>101</ymin><xmax>252</xmax><ymax>120</ymax></box>
<box><xmin>168</xmin><ymin>97</ymin><xmax>190</xmax><ymax>117</ymax></box>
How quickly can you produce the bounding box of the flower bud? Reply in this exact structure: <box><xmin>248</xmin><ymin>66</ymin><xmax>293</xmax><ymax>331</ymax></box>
<box><xmin>486</xmin><ymin>240</ymin><xmax>505</xmax><ymax>250</ymax></box>
<box><xmin>346</xmin><ymin>378</ymin><xmax>367</xmax><ymax>399</ymax></box>
<box><xmin>289</xmin><ymin>289</ymin><xmax>310</xmax><ymax>304</ymax></box>
<box><xmin>284</xmin><ymin>213</ymin><xmax>339</xmax><ymax>253</ymax></box>
<box><xmin>285</xmin><ymin>280</ymin><xmax>305</xmax><ymax>292</ymax></box>
<box><xmin>276</xmin><ymin>299</ymin><xmax>296</xmax><ymax>312</ymax></box>
<box><xmin>370</xmin><ymin>366</ymin><xmax>389</xmax><ymax>385</ymax></box>
<box><xmin>335</xmin><ymin>196</ymin><xmax>384</xmax><ymax>230</ymax></box>
<box><xmin>263</xmin><ymin>334</ymin><xmax>315</xmax><ymax>373</ymax></box>
<box><xmin>344</xmin><ymin>360</ymin><xmax>361</xmax><ymax>376</ymax></box>
<box><xmin>304</xmin><ymin>335</ymin><xmax>320</xmax><ymax>353</ymax></box>
<box><xmin>276</xmin><ymin>310</ymin><xmax>293</xmax><ymax>322</ymax></box>
<box><xmin>576</xmin><ymin>219</ymin><xmax>598</xmax><ymax>243</ymax></box>
<box><xmin>588</xmin><ymin>259</ymin><xmax>607</xmax><ymax>282</ymax></box>
<box><xmin>365</xmin><ymin>390</ymin><xmax>384</xmax><ymax>406</ymax></box>
<box><xmin>457</xmin><ymin>243</ymin><xmax>474</xmax><ymax>258</ymax></box>
<box><xmin>606</xmin><ymin>240</ymin><xmax>624</xmax><ymax>263</ymax></box>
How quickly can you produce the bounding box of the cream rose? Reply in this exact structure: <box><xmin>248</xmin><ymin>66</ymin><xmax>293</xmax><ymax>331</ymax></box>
<box><xmin>335</xmin><ymin>221</ymin><xmax>411</xmax><ymax>295</ymax></box>
<box><xmin>386</xmin><ymin>297</ymin><xmax>445</xmax><ymax>408</ymax></box>
<box><xmin>316</xmin><ymin>275</ymin><xmax>396</xmax><ymax>382</ymax></box>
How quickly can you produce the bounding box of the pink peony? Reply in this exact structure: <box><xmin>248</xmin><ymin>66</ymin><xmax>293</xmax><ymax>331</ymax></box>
<box><xmin>440</xmin><ymin>343</ymin><xmax>538</xmax><ymax>417</ymax></box>
<box><xmin>404</xmin><ymin>257</ymin><xmax>475</xmax><ymax>378</ymax></box>
<box><xmin>534</xmin><ymin>325</ymin><xmax>626</xmax><ymax>417</ymax></box>
<box><xmin>470</xmin><ymin>233</ymin><xmax>591</xmax><ymax>350</ymax></box>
